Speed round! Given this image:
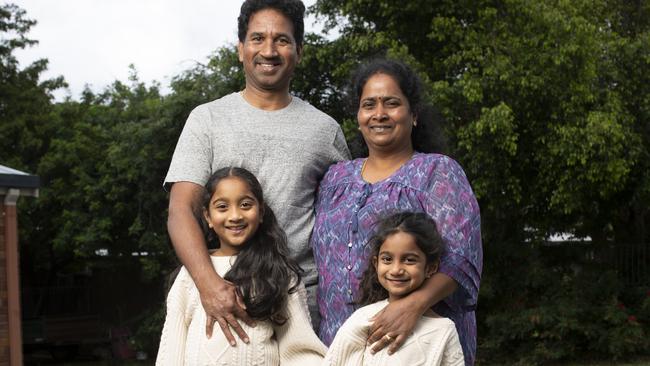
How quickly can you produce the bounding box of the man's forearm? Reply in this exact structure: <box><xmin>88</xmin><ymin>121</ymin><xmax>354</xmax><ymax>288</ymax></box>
<box><xmin>167</xmin><ymin>197</ymin><xmax>222</xmax><ymax>293</ymax></box>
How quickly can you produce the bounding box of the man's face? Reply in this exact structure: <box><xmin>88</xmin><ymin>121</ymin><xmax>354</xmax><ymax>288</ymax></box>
<box><xmin>238</xmin><ymin>8</ymin><xmax>301</xmax><ymax>94</ymax></box>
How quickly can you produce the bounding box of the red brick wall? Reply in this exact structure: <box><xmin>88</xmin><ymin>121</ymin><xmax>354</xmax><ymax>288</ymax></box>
<box><xmin>0</xmin><ymin>200</ymin><xmax>9</xmax><ymax>366</ymax></box>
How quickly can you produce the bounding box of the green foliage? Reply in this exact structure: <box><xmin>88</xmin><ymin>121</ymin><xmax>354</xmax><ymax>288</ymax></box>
<box><xmin>18</xmin><ymin>76</ymin><xmax>172</xmax><ymax>277</ymax></box>
<box><xmin>1</xmin><ymin>11</ymin><xmax>251</xmax><ymax>344</ymax></box>
<box><xmin>3</xmin><ymin>30</ymin><xmax>250</xmax><ymax>284</ymax></box>
<box><xmin>457</xmin><ymin>102</ymin><xmax>520</xmax><ymax>203</ymax></box>
<box><xmin>131</xmin><ymin>303</ymin><xmax>166</xmax><ymax>356</ymax></box>
<box><xmin>544</xmin><ymin>107</ymin><xmax>639</xmax><ymax>215</ymax></box>
<box><xmin>0</xmin><ymin>3</ymin><xmax>65</xmax><ymax>171</ymax></box>
<box><xmin>481</xmin><ymin>247</ymin><xmax>648</xmax><ymax>364</ymax></box>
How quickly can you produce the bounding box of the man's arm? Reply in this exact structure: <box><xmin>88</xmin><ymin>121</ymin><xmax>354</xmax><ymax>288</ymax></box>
<box><xmin>167</xmin><ymin>181</ymin><xmax>254</xmax><ymax>345</ymax></box>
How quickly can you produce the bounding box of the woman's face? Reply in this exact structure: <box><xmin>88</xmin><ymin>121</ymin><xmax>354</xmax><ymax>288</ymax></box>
<box><xmin>357</xmin><ymin>73</ymin><xmax>415</xmax><ymax>154</ymax></box>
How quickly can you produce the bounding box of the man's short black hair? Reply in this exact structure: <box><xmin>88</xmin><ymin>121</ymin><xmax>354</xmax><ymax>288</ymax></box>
<box><xmin>238</xmin><ymin>0</ymin><xmax>305</xmax><ymax>47</ymax></box>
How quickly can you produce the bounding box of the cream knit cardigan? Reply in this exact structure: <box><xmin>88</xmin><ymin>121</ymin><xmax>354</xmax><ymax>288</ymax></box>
<box><xmin>156</xmin><ymin>256</ymin><xmax>326</xmax><ymax>366</ymax></box>
<box><xmin>322</xmin><ymin>300</ymin><xmax>465</xmax><ymax>366</ymax></box>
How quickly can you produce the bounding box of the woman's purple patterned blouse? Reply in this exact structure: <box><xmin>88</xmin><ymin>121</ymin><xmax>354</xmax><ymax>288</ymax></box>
<box><xmin>312</xmin><ymin>153</ymin><xmax>482</xmax><ymax>365</ymax></box>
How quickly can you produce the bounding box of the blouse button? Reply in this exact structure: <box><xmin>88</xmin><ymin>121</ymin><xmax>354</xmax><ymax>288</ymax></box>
<box><xmin>348</xmin><ymin>242</ymin><xmax>353</xmax><ymax>248</ymax></box>
<box><xmin>347</xmin><ymin>265</ymin><xmax>352</xmax><ymax>270</ymax></box>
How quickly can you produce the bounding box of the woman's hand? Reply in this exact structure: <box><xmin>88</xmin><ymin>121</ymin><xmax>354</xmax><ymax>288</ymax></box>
<box><xmin>367</xmin><ymin>296</ymin><xmax>425</xmax><ymax>355</ymax></box>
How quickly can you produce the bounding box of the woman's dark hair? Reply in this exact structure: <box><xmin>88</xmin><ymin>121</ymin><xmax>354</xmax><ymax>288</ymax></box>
<box><xmin>238</xmin><ymin>0</ymin><xmax>305</xmax><ymax>47</ymax></box>
<box><xmin>357</xmin><ymin>212</ymin><xmax>445</xmax><ymax>306</ymax></box>
<box><xmin>203</xmin><ymin>167</ymin><xmax>302</xmax><ymax>325</ymax></box>
<box><xmin>349</xmin><ymin>58</ymin><xmax>447</xmax><ymax>157</ymax></box>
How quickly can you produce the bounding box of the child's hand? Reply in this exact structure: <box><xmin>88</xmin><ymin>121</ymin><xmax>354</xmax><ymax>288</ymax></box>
<box><xmin>367</xmin><ymin>297</ymin><xmax>422</xmax><ymax>355</ymax></box>
<box><xmin>201</xmin><ymin>278</ymin><xmax>255</xmax><ymax>346</ymax></box>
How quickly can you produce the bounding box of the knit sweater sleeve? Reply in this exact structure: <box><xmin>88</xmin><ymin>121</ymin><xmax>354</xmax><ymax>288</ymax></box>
<box><xmin>274</xmin><ymin>281</ymin><xmax>327</xmax><ymax>366</ymax></box>
<box><xmin>156</xmin><ymin>267</ymin><xmax>193</xmax><ymax>366</ymax></box>
<box><xmin>440</xmin><ymin>324</ymin><xmax>465</xmax><ymax>366</ymax></box>
<box><xmin>322</xmin><ymin>306</ymin><xmax>372</xmax><ymax>366</ymax></box>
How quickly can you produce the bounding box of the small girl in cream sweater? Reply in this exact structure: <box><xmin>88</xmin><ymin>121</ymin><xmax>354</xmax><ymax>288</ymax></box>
<box><xmin>323</xmin><ymin>212</ymin><xmax>464</xmax><ymax>366</ymax></box>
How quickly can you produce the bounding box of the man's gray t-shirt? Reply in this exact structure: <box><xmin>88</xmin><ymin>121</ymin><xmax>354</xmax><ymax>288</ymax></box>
<box><xmin>164</xmin><ymin>91</ymin><xmax>350</xmax><ymax>293</ymax></box>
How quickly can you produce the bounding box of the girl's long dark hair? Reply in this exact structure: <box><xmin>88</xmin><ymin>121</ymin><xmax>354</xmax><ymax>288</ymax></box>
<box><xmin>357</xmin><ymin>212</ymin><xmax>444</xmax><ymax>306</ymax></box>
<box><xmin>203</xmin><ymin>167</ymin><xmax>302</xmax><ymax>325</ymax></box>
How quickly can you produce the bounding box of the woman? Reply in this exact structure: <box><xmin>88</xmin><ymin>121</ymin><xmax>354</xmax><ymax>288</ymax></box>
<box><xmin>311</xmin><ymin>59</ymin><xmax>482</xmax><ymax>365</ymax></box>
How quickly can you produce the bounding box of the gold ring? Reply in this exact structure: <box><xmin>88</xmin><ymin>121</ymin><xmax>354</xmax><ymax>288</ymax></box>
<box><xmin>384</xmin><ymin>334</ymin><xmax>393</xmax><ymax>341</ymax></box>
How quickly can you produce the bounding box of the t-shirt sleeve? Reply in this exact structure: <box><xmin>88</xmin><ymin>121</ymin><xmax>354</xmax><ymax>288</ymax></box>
<box><xmin>331</xmin><ymin>126</ymin><xmax>351</xmax><ymax>162</ymax></box>
<box><xmin>425</xmin><ymin>156</ymin><xmax>482</xmax><ymax>311</ymax></box>
<box><xmin>163</xmin><ymin>107</ymin><xmax>214</xmax><ymax>191</ymax></box>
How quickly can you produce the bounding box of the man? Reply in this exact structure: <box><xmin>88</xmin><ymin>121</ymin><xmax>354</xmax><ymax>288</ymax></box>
<box><xmin>164</xmin><ymin>0</ymin><xmax>349</xmax><ymax>347</ymax></box>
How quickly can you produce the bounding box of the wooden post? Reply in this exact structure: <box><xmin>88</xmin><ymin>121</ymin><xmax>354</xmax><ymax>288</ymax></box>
<box><xmin>4</xmin><ymin>189</ymin><xmax>22</xmax><ymax>366</ymax></box>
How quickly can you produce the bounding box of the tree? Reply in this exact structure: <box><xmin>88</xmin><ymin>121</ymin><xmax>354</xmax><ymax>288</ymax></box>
<box><xmin>0</xmin><ymin>3</ymin><xmax>64</xmax><ymax>171</ymax></box>
<box><xmin>1</xmin><ymin>2</ymin><xmax>65</xmax><ymax>289</ymax></box>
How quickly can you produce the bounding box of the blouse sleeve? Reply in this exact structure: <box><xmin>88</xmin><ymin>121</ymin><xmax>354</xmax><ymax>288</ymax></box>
<box><xmin>274</xmin><ymin>282</ymin><xmax>327</xmax><ymax>366</ymax></box>
<box><xmin>425</xmin><ymin>156</ymin><xmax>483</xmax><ymax>311</ymax></box>
<box><xmin>155</xmin><ymin>267</ymin><xmax>192</xmax><ymax>366</ymax></box>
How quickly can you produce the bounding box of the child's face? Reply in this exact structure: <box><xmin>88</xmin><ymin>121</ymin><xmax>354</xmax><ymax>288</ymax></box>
<box><xmin>204</xmin><ymin>177</ymin><xmax>262</xmax><ymax>255</ymax></box>
<box><xmin>373</xmin><ymin>231</ymin><xmax>436</xmax><ymax>302</ymax></box>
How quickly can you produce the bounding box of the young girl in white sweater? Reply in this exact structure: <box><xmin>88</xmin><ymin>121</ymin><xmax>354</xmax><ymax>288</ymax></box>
<box><xmin>323</xmin><ymin>212</ymin><xmax>465</xmax><ymax>366</ymax></box>
<box><xmin>156</xmin><ymin>167</ymin><xmax>326</xmax><ymax>366</ymax></box>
